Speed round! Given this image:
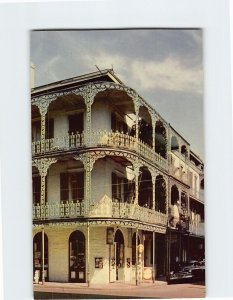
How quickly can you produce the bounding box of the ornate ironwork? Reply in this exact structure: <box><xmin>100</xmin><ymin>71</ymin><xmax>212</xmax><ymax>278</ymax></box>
<box><xmin>32</xmin><ymin>130</ymin><xmax>168</xmax><ymax>171</ymax></box>
<box><xmin>32</xmin><ymin>158</ymin><xmax>57</xmax><ymax>215</ymax></box>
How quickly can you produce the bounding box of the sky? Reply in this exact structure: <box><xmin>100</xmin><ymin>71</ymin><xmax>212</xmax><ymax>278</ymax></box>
<box><xmin>31</xmin><ymin>29</ymin><xmax>204</xmax><ymax>159</ymax></box>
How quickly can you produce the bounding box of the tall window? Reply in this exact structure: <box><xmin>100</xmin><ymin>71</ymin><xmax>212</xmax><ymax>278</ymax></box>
<box><xmin>33</xmin><ymin>176</ymin><xmax>41</xmax><ymax>205</ymax></box>
<box><xmin>112</xmin><ymin>172</ymin><xmax>134</xmax><ymax>202</ymax></box>
<box><xmin>68</xmin><ymin>113</ymin><xmax>84</xmax><ymax>134</ymax></box>
<box><xmin>32</xmin><ymin>120</ymin><xmax>41</xmax><ymax>142</ymax></box>
<box><xmin>60</xmin><ymin>172</ymin><xmax>84</xmax><ymax>203</ymax></box>
<box><xmin>111</xmin><ymin>112</ymin><xmax>128</xmax><ymax>133</ymax></box>
<box><xmin>45</xmin><ymin>117</ymin><xmax>54</xmax><ymax>139</ymax></box>
<box><xmin>32</xmin><ymin>176</ymin><xmax>47</xmax><ymax>204</ymax></box>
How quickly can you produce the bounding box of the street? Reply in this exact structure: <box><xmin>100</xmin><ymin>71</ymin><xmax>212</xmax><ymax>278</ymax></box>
<box><xmin>34</xmin><ymin>281</ymin><xmax>205</xmax><ymax>299</ymax></box>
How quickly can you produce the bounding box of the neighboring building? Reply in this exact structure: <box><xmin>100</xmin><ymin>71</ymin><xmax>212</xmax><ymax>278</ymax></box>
<box><xmin>32</xmin><ymin>69</ymin><xmax>204</xmax><ymax>284</ymax></box>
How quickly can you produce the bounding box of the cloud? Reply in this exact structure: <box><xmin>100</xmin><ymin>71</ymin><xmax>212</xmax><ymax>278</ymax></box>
<box><xmin>130</xmin><ymin>56</ymin><xmax>203</xmax><ymax>94</ymax></box>
<box><xmin>81</xmin><ymin>51</ymin><xmax>203</xmax><ymax>95</ymax></box>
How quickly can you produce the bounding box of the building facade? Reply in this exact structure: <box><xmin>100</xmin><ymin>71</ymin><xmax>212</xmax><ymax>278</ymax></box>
<box><xmin>32</xmin><ymin>69</ymin><xmax>204</xmax><ymax>284</ymax></box>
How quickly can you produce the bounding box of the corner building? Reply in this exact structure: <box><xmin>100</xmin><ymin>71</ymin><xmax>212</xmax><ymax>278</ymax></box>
<box><xmin>32</xmin><ymin>70</ymin><xmax>205</xmax><ymax>284</ymax></box>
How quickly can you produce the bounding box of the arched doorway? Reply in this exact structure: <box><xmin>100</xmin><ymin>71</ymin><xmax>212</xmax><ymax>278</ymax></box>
<box><xmin>114</xmin><ymin>229</ymin><xmax>124</xmax><ymax>280</ymax></box>
<box><xmin>69</xmin><ymin>230</ymin><xmax>86</xmax><ymax>283</ymax></box>
<box><xmin>33</xmin><ymin>232</ymin><xmax>49</xmax><ymax>282</ymax></box>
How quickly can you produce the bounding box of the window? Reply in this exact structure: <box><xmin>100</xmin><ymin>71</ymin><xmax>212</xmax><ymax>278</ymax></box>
<box><xmin>112</xmin><ymin>172</ymin><xmax>133</xmax><ymax>202</ymax></box>
<box><xmin>70</xmin><ymin>173</ymin><xmax>84</xmax><ymax>202</ymax></box>
<box><xmin>60</xmin><ymin>172</ymin><xmax>84</xmax><ymax>203</ymax></box>
<box><xmin>32</xmin><ymin>120</ymin><xmax>41</xmax><ymax>142</ymax></box>
<box><xmin>33</xmin><ymin>176</ymin><xmax>41</xmax><ymax>205</ymax></box>
<box><xmin>112</xmin><ymin>172</ymin><xmax>121</xmax><ymax>201</ymax></box>
<box><xmin>45</xmin><ymin>118</ymin><xmax>54</xmax><ymax>139</ymax></box>
<box><xmin>111</xmin><ymin>112</ymin><xmax>128</xmax><ymax>133</ymax></box>
<box><xmin>68</xmin><ymin>113</ymin><xmax>84</xmax><ymax>134</ymax></box>
<box><xmin>32</xmin><ymin>176</ymin><xmax>47</xmax><ymax>204</ymax></box>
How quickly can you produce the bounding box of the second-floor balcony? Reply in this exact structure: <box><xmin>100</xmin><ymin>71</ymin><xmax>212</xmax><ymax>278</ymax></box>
<box><xmin>32</xmin><ymin>130</ymin><xmax>168</xmax><ymax>170</ymax></box>
<box><xmin>33</xmin><ymin>200</ymin><xmax>167</xmax><ymax>227</ymax></box>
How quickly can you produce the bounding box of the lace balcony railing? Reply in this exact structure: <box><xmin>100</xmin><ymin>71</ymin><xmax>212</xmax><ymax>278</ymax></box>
<box><xmin>32</xmin><ymin>130</ymin><xmax>168</xmax><ymax>170</ymax></box>
<box><xmin>112</xmin><ymin>202</ymin><xmax>167</xmax><ymax>226</ymax></box>
<box><xmin>33</xmin><ymin>201</ymin><xmax>85</xmax><ymax>220</ymax></box>
<box><xmin>32</xmin><ymin>133</ymin><xmax>85</xmax><ymax>155</ymax></box>
<box><xmin>189</xmin><ymin>221</ymin><xmax>205</xmax><ymax>236</ymax></box>
<box><xmin>33</xmin><ymin>199</ymin><xmax>167</xmax><ymax>226</ymax></box>
<box><xmin>169</xmin><ymin>165</ymin><xmax>188</xmax><ymax>184</ymax></box>
<box><xmin>190</xmin><ymin>189</ymin><xmax>204</xmax><ymax>202</ymax></box>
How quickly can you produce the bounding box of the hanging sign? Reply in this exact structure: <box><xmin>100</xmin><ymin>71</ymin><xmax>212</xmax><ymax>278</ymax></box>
<box><xmin>106</xmin><ymin>227</ymin><xmax>114</xmax><ymax>244</ymax></box>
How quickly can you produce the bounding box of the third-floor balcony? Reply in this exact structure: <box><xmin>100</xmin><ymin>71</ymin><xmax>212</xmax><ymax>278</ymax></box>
<box><xmin>32</xmin><ymin>130</ymin><xmax>168</xmax><ymax>170</ymax></box>
<box><xmin>190</xmin><ymin>189</ymin><xmax>204</xmax><ymax>203</ymax></box>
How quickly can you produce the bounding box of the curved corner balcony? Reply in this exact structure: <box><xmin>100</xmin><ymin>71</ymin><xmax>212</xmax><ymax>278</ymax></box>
<box><xmin>33</xmin><ymin>200</ymin><xmax>167</xmax><ymax>228</ymax></box>
<box><xmin>32</xmin><ymin>131</ymin><xmax>168</xmax><ymax>170</ymax></box>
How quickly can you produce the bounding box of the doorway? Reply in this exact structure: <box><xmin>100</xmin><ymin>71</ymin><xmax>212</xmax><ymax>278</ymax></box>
<box><xmin>114</xmin><ymin>229</ymin><xmax>124</xmax><ymax>280</ymax></box>
<box><xmin>69</xmin><ymin>230</ymin><xmax>86</xmax><ymax>282</ymax></box>
<box><xmin>33</xmin><ymin>232</ymin><xmax>49</xmax><ymax>281</ymax></box>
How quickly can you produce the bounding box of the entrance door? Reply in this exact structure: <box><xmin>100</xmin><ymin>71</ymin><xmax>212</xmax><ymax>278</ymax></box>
<box><xmin>69</xmin><ymin>230</ymin><xmax>86</xmax><ymax>283</ymax></box>
<box><xmin>114</xmin><ymin>230</ymin><xmax>124</xmax><ymax>280</ymax></box>
<box><xmin>33</xmin><ymin>232</ymin><xmax>49</xmax><ymax>282</ymax></box>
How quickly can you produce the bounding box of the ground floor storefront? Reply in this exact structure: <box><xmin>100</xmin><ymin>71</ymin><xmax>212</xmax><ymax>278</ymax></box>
<box><xmin>167</xmin><ymin>229</ymin><xmax>205</xmax><ymax>273</ymax></box>
<box><xmin>33</xmin><ymin>223</ymin><xmax>167</xmax><ymax>284</ymax></box>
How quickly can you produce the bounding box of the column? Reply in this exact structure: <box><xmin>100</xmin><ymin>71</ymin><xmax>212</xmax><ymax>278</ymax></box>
<box><xmin>165</xmin><ymin>124</ymin><xmax>170</xmax><ymax>158</ymax></box>
<box><xmin>135</xmin><ymin>228</ymin><xmax>138</xmax><ymax>286</ymax></box>
<box><xmin>42</xmin><ymin>226</ymin><xmax>45</xmax><ymax>285</ymax></box>
<box><xmin>133</xmin><ymin>94</ymin><xmax>141</xmax><ymax>151</ymax></box>
<box><xmin>83</xmin><ymin>85</ymin><xmax>96</xmax><ymax>146</ymax></box>
<box><xmin>152</xmin><ymin>175</ymin><xmax>156</xmax><ymax>210</ymax></box>
<box><xmin>151</xmin><ymin>114</ymin><xmax>157</xmax><ymax>152</ymax></box>
<box><xmin>152</xmin><ymin>231</ymin><xmax>155</xmax><ymax>283</ymax></box>
<box><xmin>133</xmin><ymin>164</ymin><xmax>140</xmax><ymax>206</ymax></box>
<box><xmin>166</xmin><ymin>177</ymin><xmax>169</xmax><ymax>214</ymax></box>
<box><xmin>32</xmin><ymin>158</ymin><xmax>57</xmax><ymax>219</ymax></box>
<box><xmin>36</xmin><ymin>99</ymin><xmax>53</xmax><ymax>153</ymax></box>
<box><xmin>135</xmin><ymin>105</ymin><xmax>139</xmax><ymax>142</ymax></box>
<box><xmin>87</xmin><ymin>222</ymin><xmax>90</xmax><ymax>286</ymax></box>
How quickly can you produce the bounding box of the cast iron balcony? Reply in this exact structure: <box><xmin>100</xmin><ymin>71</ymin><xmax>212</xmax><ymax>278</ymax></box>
<box><xmin>33</xmin><ymin>200</ymin><xmax>167</xmax><ymax>227</ymax></box>
<box><xmin>32</xmin><ymin>130</ymin><xmax>168</xmax><ymax>170</ymax></box>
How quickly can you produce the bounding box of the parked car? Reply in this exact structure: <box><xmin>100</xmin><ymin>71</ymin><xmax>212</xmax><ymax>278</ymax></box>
<box><xmin>169</xmin><ymin>260</ymin><xmax>205</xmax><ymax>283</ymax></box>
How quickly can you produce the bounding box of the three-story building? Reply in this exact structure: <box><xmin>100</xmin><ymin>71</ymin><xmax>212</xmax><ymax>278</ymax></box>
<box><xmin>32</xmin><ymin>69</ymin><xmax>204</xmax><ymax>284</ymax></box>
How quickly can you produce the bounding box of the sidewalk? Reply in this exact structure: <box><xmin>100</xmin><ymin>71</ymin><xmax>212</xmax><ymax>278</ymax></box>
<box><xmin>34</xmin><ymin>280</ymin><xmax>205</xmax><ymax>299</ymax></box>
